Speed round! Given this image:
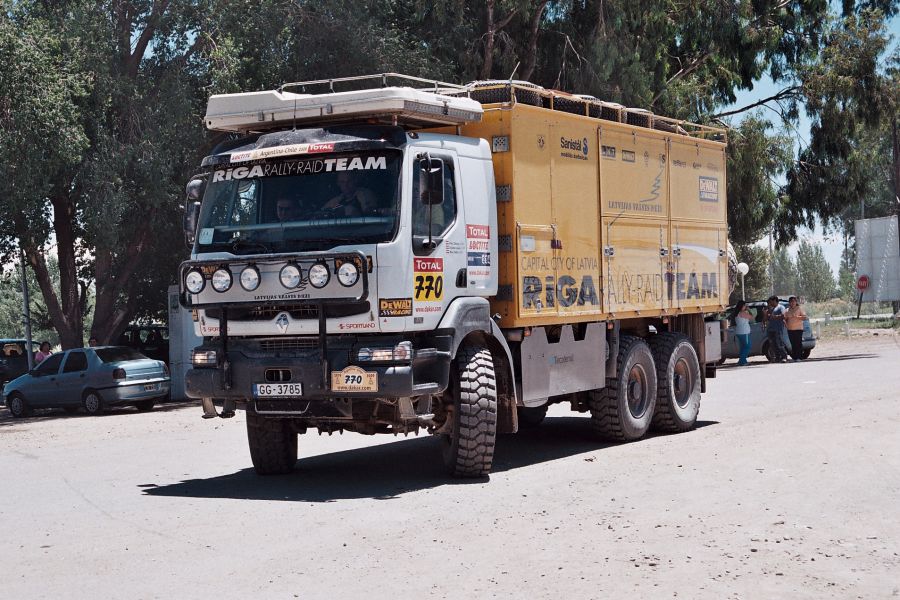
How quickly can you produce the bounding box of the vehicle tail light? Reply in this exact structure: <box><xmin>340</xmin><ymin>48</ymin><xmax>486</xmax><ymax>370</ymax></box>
<box><xmin>113</xmin><ymin>368</ymin><xmax>127</xmax><ymax>380</ymax></box>
<box><xmin>162</xmin><ymin>362</ymin><xmax>170</xmax><ymax>376</ymax></box>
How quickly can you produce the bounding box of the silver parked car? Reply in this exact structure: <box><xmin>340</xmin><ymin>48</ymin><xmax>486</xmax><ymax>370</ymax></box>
<box><xmin>721</xmin><ymin>299</ymin><xmax>816</xmax><ymax>363</ymax></box>
<box><xmin>2</xmin><ymin>346</ymin><xmax>170</xmax><ymax>417</ymax></box>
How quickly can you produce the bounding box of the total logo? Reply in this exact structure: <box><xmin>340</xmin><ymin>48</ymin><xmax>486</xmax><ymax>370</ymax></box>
<box><xmin>560</xmin><ymin>136</ymin><xmax>589</xmax><ymax>156</ymax></box>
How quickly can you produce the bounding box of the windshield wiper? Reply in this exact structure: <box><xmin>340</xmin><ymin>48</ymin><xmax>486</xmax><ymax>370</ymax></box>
<box><xmin>230</xmin><ymin>238</ymin><xmax>271</xmax><ymax>254</ymax></box>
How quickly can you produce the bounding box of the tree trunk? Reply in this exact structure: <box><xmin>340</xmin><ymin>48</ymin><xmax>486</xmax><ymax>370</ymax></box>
<box><xmin>480</xmin><ymin>0</ymin><xmax>496</xmax><ymax>80</ymax></box>
<box><xmin>520</xmin><ymin>0</ymin><xmax>548</xmax><ymax>82</ymax></box>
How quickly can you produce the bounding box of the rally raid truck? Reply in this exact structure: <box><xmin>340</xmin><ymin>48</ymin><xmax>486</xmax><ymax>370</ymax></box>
<box><xmin>179</xmin><ymin>74</ymin><xmax>727</xmax><ymax>477</ymax></box>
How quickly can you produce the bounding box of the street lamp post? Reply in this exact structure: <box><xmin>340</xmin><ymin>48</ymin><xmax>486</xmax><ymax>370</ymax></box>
<box><xmin>737</xmin><ymin>262</ymin><xmax>750</xmax><ymax>301</ymax></box>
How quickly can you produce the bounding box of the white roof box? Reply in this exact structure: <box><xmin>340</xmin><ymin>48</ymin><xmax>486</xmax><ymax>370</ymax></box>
<box><xmin>205</xmin><ymin>85</ymin><xmax>483</xmax><ymax>133</ymax></box>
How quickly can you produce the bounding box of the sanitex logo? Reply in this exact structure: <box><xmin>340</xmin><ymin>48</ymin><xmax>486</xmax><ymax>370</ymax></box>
<box><xmin>560</xmin><ymin>136</ymin><xmax>589</xmax><ymax>161</ymax></box>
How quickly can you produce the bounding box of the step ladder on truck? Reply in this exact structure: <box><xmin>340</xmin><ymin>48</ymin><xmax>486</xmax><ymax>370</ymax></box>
<box><xmin>178</xmin><ymin>73</ymin><xmax>728</xmax><ymax>477</ymax></box>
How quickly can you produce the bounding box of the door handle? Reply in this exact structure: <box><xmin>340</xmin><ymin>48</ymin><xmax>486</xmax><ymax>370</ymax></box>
<box><xmin>455</xmin><ymin>268</ymin><xmax>467</xmax><ymax>288</ymax></box>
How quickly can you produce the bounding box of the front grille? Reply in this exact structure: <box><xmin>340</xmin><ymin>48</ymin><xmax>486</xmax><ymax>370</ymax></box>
<box><xmin>260</xmin><ymin>338</ymin><xmax>320</xmax><ymax>352</ymax></box>
<box><xmin>206</xmin><ymin>301</ymin><xmax>368</xmax><ymax>322</ymax></box>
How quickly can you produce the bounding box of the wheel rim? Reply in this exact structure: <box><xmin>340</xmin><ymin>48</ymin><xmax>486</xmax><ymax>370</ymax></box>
<box><xmin>85</xmin><ymin>394</ymin><xmax>99</xmax><ymax>413</ymax></box>
<box><xmin>626</xmin><ymin>363</ymin><xmax>649</xmax><ymax>418</ymax></box>
<box><xmin>10</xmin><ymin>396</ymin><xmax>23</xmax><ymax>415</ymax></box>
<box><xmin>672</xmin><ymin>357</ymin><xmax>694</xmax><ymax>409</ymax></box>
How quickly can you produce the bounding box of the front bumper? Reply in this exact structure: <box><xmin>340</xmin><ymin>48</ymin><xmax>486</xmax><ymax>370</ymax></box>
<box><xmin>184</xmin><ymin>334</ymin><xmax>452</xmax><ymax>402</ymax></box>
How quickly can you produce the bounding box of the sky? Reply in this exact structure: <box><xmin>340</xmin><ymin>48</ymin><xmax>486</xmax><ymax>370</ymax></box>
<box><xmin>727</xmin><ymin>10</ymin><xmax>900</xmax><ymax>277</ymax></box>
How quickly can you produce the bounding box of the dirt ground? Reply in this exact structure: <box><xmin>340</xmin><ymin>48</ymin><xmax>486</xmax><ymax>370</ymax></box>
<box><xmin>1</xmin><ymin>333</ymin><xmax>899</xmax><ymax>599</ymax></box>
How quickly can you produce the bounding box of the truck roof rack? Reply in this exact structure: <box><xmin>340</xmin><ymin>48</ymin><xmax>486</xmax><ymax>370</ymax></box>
<box><xmin>204</xmin><ymin>73</ymin><xmax>482</xmax><ymax>133</ymax></box>
<box><xmin>451</xmin><ymin>80</ymin><xmax>726</xmax><ymax>141</ymax></box>
<box><xmin>205</xmin><ymin>73</ymin><xmax>726</xmax><ymax>142</ymax></box>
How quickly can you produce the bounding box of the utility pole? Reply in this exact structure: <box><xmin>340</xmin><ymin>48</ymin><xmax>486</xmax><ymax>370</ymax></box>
<box><xmin>768</xmin><ymin>227</ymin><xmax>774</xmax><ymax>296</ymax></box>
<box><xmin>20</xmin><ymin>249</ymin><xmax>34</xmax><ymax>370</ymax></box>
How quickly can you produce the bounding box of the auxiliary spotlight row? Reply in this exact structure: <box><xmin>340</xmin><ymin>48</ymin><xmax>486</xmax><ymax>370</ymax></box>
<box><xmin>183</xmin><ymin>261</ymin><xmax>359</xmax><ymax>294</ymax></box>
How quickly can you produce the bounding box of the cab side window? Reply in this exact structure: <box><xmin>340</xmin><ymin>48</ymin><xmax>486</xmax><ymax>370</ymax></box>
<box><xmin>412</xmin><ymin>158</ymin><xmax>457</xmax><ymax>238</ymax></box>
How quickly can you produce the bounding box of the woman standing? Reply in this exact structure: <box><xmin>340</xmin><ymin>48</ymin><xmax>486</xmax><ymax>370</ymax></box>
<box><xmin>784</xmin><ymin>296</ymin><xmax>808</xmax><ymax>360</ymax></box>
<box><xmin>34</xmin><ymin>341</ymin><xmax>52</xmax><ymax>364</ymax></box>
<box><xmin>733</xmin><ymin>301</ymin><xmax>753</xmax><ymax>366</ymax></box>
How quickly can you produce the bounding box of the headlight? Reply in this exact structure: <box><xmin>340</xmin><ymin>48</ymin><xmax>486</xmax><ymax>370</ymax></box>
<box><xmin>337</xmin><ymin>262</ymin><xmax>360</xmax><ymax>287</ymax></box>
<box><xmin>357</xmin><ymin>341</ymin><xmax>412</xmax><ymax>362</ymax></box>
<box><xmin>240</xmin><ymin>266</ymin><xmax>261</xmax><ymax>291</ymax></box>
<box><xmin>211</xmin><ymin>268</ymin><xmax>232</xmax><ymax>292</ymax></box>
<box><xmin>279</xmin><ymin>264</ymin><xmax>302</xmax><ymax>289</ymax></box>
<box><xmin>308</xmin><ymin>263</ymin><xmax>330</xmax><ymax>288</ymax></box>
<box><xmin>185</xmin><ymin>269</ymin><xmax>205</xmax><ymax>294</ymax></box>
<box><xmin>191</xmin><ymin>349</ymin><xmax>218</xmax><ymax>367</ymax></box>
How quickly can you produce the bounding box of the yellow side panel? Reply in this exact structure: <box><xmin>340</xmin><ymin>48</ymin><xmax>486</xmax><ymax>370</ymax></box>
<box><xmin>516</xmin><ymin>224</ymin><xmax>556</xmax><ymax>317</ymax></box>
<box><xmin>599</xmin><ymin>127</ymin><xmax>669</xmax><ymax>220</ymax></box>
<box><xmin>602</xmin><ymin>218</ymin><xmax>670</xmax><ymax>314</ymax></box>
<box><xmin>671</xmin><ymin>223</ymin><xmax>727</xmax><ymax>311</ymax></box>
<box><xmin>510</xmin><ymin>106</ymin><xmax>552</xmax><ymax>225</ymax></box>
<box><xmin>548</xmin><ymin>114</ymin><xmax>602</xmax><ymax>318</ymax></box>
<box><xmin>669</xmin><ymin>140</ymin><xmax>727</xmax><ymax>223</ymax></box>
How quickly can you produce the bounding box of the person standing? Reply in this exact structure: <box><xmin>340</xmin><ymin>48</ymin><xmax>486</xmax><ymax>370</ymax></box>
<box><xmin>733</xmin><ymin>300</ymin><xmax>753</xmax><ymax>366</ymax></box>
<box><xmin>34</xmin><ymin>341</ymin><xmax>52</xmax><ymax>364</ymax></box>
<box><xmin>784</xmin><ymin>296</ymin><xmax>808</xmax><ymax>360</ymax></box>
<box><xmin>764</xmin><ymin>295</ymin><xmax>788</xmax><ymax>362</ymax></box>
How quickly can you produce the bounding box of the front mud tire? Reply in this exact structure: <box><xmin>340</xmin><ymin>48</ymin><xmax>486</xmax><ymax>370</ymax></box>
<box><xmin>247</xmin><ymin>413</ymin><xmax>298</xmax><ymax>475</ymax></box>
<box><xmin>589</xmin><ymin>336</ymin><xmax>657</xmax><ymax>442</ymax></box>
<box><xmin>441</xmin><ymin>343</ymin><xmax>498</xmax><ymax>478</ymax></box>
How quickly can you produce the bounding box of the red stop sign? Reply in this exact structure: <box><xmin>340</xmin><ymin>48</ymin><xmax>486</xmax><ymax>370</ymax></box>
<box><xmin>857</xmin><ymin>275</ymin><xmax>870</xmax><ymax>291</ymax></box>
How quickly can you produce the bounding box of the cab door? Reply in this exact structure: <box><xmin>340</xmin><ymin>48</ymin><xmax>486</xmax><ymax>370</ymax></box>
<box><xmin>407</xmin><ymin>152</ymin><xmax>468</xmax><ymax>330</ymax></box>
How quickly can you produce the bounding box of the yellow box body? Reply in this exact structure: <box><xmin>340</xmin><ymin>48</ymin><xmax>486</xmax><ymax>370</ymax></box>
<box><xmin>431</xmin><ymin>102</ymin><xmax>727</xmax><ymax>327</ymax></box>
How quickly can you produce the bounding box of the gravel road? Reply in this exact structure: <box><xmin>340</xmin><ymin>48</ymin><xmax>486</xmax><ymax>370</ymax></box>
<box><xmin>2</xmin><ymin>334</ymin><xmax>899</xmax><ymax>599</ymax></box>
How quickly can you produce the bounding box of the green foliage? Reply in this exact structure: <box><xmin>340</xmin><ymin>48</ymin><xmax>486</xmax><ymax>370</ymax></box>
<box><xmin>730</xmin><ymin>244</ymin><xmax>771</xmax><ymax>303</ymax></box>
<box><xmin>796</xmin><ymin>240</ymin><xmax>836</xmax><ymax>301</ymax></box>
<box><xmin>772</xmin><ymin>248</ymin><xmax>799</xmax><ymax>297</ymax></box>
<box><xmin>781</xmin><ymin>10</ymin><xmax>900</xmax><ymax>243</ymax></box>
<box><xmin>726</xmin><ymin>115</ymin><xmax>794</xmax><ymax>244</ymax></box>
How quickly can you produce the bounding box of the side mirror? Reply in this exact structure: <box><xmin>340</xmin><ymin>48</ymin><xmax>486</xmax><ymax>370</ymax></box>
<box><xmin>185</xmin><ymin>177</ymin><xmax>206</xmax><ymax>201</ymax></box>
<box><xmin>418</xmin><ymin>159</ymin><xmax>444</xmax><ymax>206</ymax></box>
<box><xmin>183</xmin><ymin>201</ymin><xmax>201</xmax><ymax>247</ymax></box>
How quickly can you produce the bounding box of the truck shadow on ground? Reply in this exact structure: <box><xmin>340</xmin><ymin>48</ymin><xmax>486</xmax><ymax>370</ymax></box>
<box><xmin>141</xmin><ymin>418</ymin><xmax>717</xmax><ymax>502</ymax></box>
<box><xmin>718</xmin><ymin>352</ymin><xmax>879</xmax><ymax>370</ymax></box>
<box><xmin>0</xmin><ymin>400</ymin><xmax>196</xmax><ymax>428</ymax></box>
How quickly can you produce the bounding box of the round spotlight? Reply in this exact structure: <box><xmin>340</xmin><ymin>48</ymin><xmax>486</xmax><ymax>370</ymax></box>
<box><xmin>308</xmin><ymin>263</ymin><xmax>330</xmax><ymax>288</ymax></box>
<box><xmin>337</xmin><ymin>262</ymin><xmax>359</xmax><ymax>287</ymax></box>
<box><xmin>240</xmin><ymin>266</ymin><xmax>261</xmax><ymax>291</ymax></box>
<box><xmin>279</xmin><ymin>264</ymin><xmax>302</xmax><ymax>289</ymax></box>
<box><xmin>185</xmin><ymin>270</ymin><xmax>205</xmax><ymax>294</ymax></box>
<box><xmin>211</xmin><ymin>268</ymin><xmax>233</xmax><ymax>292</ymax></box>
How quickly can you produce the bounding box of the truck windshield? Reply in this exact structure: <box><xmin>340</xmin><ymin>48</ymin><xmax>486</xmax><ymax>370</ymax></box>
<box><xmin>196</xmin><ymin>150</ymin><xmax>401</xmax><ymax>253</ymax></box>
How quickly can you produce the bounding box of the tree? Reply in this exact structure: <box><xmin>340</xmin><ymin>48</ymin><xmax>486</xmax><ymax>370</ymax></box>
<box><xmin>772</xmin><ymin>248</ymin><xmax>799</xmax><ymax>297</ymax></box>
<box><xmin>730</xmin><ymin>244</ymin><xmax>771</xmax><ymax>304</ymax></box>
<box><xmin>726</xmin><ymin>115</ymin><xmax>794</xmax><ymax>244</ymax></box>
<box><xmin>780</xmin><ymin>10</ymin><xmax>900</xmax><ymax>243</ymax></box>
<box><xmin>796</xmin><ymin>240</ymin><xmax>836</xmax><ymax>301</ymax></box>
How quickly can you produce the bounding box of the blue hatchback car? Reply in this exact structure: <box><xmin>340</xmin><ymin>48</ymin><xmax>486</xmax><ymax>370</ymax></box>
<box><xmin>2</xmin><ymin>346</ymin><xmax>170</xmax><ymax>417</ymax></box>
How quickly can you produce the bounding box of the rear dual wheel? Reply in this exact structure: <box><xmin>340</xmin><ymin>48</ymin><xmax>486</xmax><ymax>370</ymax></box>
<box><xmin>589</xmin><ymin>336</ymin><xmax>657</xmax><ymax>441</ymax></box>
<box><xmin>649</xmin><ymin>333</ymin><xmax>701</xmax><ymax>432</ymax></box>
